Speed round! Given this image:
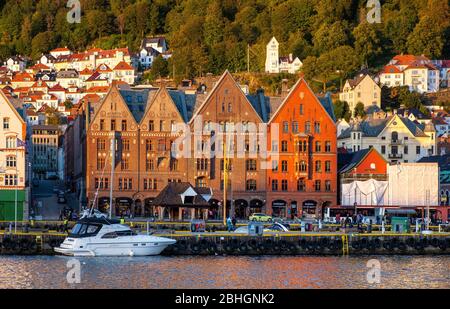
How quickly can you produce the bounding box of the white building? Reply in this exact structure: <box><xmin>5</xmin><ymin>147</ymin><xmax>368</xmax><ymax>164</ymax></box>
<box><xmin>5</xmin><ymin>56</ymin><xmax>27</xmax><ymax>72</ymax></box>
<box><xmin>379</xmin><ymin>55</ymin><xmax>440</xmax><ymax>93</ymax></box>
<box><xmin>338</xmin><ymin>113</ymin><xmax>437</xmax><ymax>163</ymax></box>
<box><xmin>265</xmin><ymin>37</ymin><xmax>302</xmax><ymax>74</ymax></box>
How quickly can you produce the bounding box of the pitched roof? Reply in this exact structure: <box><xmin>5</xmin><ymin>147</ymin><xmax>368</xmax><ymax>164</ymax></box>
<box><xmin>338</xmin><ymin>148</ymin><xmax>372</xmax><ymax>173</ymax></box>
<box><xmin>418</xmin><ymin>154</ymin><xmax>450</xmax><ymax>170</ymax></box>
<box><xmin>114</xmin><ymin>61</ymin><xmax>134</xmax><ymax>70</ymax></box>
<box><xmin>339</xmin><ymin>115</ymin><xmax>430</xmax><ymax>139</ymax></box>
<box><xmin>382</xmin><ymin>65</ymin><xmax>402</xmax><ymax>74</ymax></box>
<box><xmin>152</xmin><ymin>182</ymin><xmax>210</xmax><ymax>207</ymax></box>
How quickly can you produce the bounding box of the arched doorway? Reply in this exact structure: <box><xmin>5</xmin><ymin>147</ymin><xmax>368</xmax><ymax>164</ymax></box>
<box><xmin>209</xmin><ymin>199</ymin><xmax>220</xmax><ymax>220</ymax></box>
<box><xmin>97</xmin><ymin>197</ymin><xmax>110</xmax><ymax>214</ymax></box>
<box><xmin>302</xmin><ymin>200</ymin><xmax>318</xmax><ymax>219</ymax></box>
<box><xmin>144</xmin><ymin>198</ymin><xmax>156</xmax><ymax>217</ymax></box>
<box><xmin>116</xmin><ymin>197</ymin><xmax>133</xmax><ymax>217</ymax></box>
<box><xmin>134</xmin><ymin>199</ymin><xmax>142</xmax><ymax>217</ymax></box>
<box><xmin>250</xmin><ymin>199</ymin><xmax>264</xmax><ymax>214</ymax></box>
<box><xmin>234</xmin><ymin>199</ymin><xmax>248</xmax><ymax>219</ymax></box>
<box><xmin>290</xmin><ymin>201</ymin><xmax>298</xmax><ymax>220</ymax></box>
<box><xmin>272</xmin><ymin>200</ymin><xmax>287</xmax><ymax>218</ymax></box>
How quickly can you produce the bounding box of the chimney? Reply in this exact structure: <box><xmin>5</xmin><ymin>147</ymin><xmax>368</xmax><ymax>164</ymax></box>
<box><xmin>289</xmin><ymin>54</ymin><xmax>293</xmax><ymax>62</ymax></box>
<box><xmin>205</xmin><ymin>73</ymin><xmax>213</xmax><ymax>92</ymax></box>
<box><xmin>281</xmin><ymin>79</ymin><xmax>289</xmax><ymax>97</ymax></box>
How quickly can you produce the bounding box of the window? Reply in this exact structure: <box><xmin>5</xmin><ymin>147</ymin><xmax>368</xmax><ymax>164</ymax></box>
<box><xmin>381</xmin><ymin>145</ymin><xmax>386</xmax><ymax>154</ymax></box>
<box><xmin>315</xmin><ymin>161</ymin><xmax>322</xmax><ymax>172</ymax></box>
<box><xmin>118</xmin><ymin>178</ymin><xmax>132</xmax><ymax>190</ymax></box>
<box><xmin>97</xmin><ymin>139</ymin><xmax>106</xmax><ymax>150</ymax></box>
<box><xmin>325</xmin><ymin>161</ymin><xmax>331</xmax><ymax>173</ymax></box>
<box><xmin>158</xmin><ymin>140</ymin><xmax>166</xmax><ymax>151</ymax></box>
<box><xmin>416</xmin><ymin>146</ymin><xmax>421</xmax><ymax>155</ymax></box>
<box><xmin>314</xmin><ymin>122</ymin><xmax>321</xmax><ymax>134</ymax></box>
<box><xmin>325</xmin><ymin>141</ymin><xmax>331</xmax><ymax>152</ymax></box>
<box><xmin>299</xmin><ymin>160</ymin><xmax>307</xmax><ymax>172</ymax></box>
<box><xmin>197</xmin><ymin>158</ymin><xmax>208</xmax><ymax>171</ymax></box>
<box><xmin>228</xmin><ymin>103</ymin><xmax>232</xmax><ymax>113</ymax></box>
<box><xmin>196</xmin><ymin>177</ymin><xmax>206</xmax><ymax>188</ymax></box>
<box><xmin>272</xmin><ymin>160</ymin><xmax>278</xmax><ymax>172</ymax></box>
<box><xmin>246</xmin><ymin>159</ymin><xmax>257</xmax><ymax>171</ymax></box>
<box><xmin>121</xmin><ymin>120</ymin><xmax>127</xmax><ymax>131</ymax></box>
<box><xmin>281</xmin><ymin>180</ymin><xmax>288</xmax><ymax>191</ymax></box>
<box><xmin>149</xmin><ymin>121</ymin><xmax>154</xmax><ymax>131</ymax></box>
<box><xmin>160</xmin><ymin>120</ymin><xmax>164</xmax><ymax>131</ymax></box>
<box><xmin>220</xmin><ymin>159</ymin><xmax>232</xmax><ymax>171</ymax></box>
<box><xmin>297</xmin><ymin>178</ymin><xmax>306</xmax><ymax>191</ymax></box>
<box><xmin>281</xmin><ymin>160</ymin><xmax>288</xmax><ymax>172</ymax></box>
<box><xmin>292</xmin><ymin>121</ymin><xmax>299</xmax><ymax>133</ymax></box>
<box><xmin>146</xmin><ymin>140</ymin><xmax>153</xmax><ymax>151</ymax></box>
<box><xmin>6</xmin><ymin>137</ymin><xmax>15</xmax><ymax>148</ymax></box>
<box><xmin>110</xmin><ymin>120</ymin><xmax>116</xmax><ymax>131</ymax></box>
<box><xmin>95</xmin><ymin>178</ymin><xmax>109</xmax><ymax>189</ymax></box>
<box><xmin>305</xmin><ymin>121</ymin><xmax>311</xmax><ymax>134</ymax></box>
<box><xmin>272</xmin><ymin>179</ymin><xmax>278</xmax><ymax>191</ymax></box>
<box><xmin>97</xmin><ymin>157</ymin><xmax>105</xmax><ymax>170</ymax></box>
<box><xmin>325</xmin><ymin>180</ymin><xmax>331</xmax><ymax>192</ymax></box>
<box><xmin>4</xmin><ymin>175</ymin><xmax>17</xmax><ymax>186</ymax></box>
<box><xmin>146</xmin><ymin>159</ymin><xmax>154</xmax><ymax>171</ymax></box>
<box><xmin>283</xmin><ymin>121</ymin><xmax>289</xmax><ymax>133</ymax></box>
<box><xmin>121</xmin><ymin>158</ymin><xmax>129</xmax><ymax>170</ymax></box>
<box><xmin>144</xmin><ymin>179</ymin><xmax>157</xmax><ymax>190</ymax></box>
<box><xmin>281</xmin><ymin>140</ymin><xmax>288</xmax><ymax>152</ymax></box>
<box><xmin>315</xmin><ymin>180</ymin><xmax>321</xmax><ymax>192</ymax></box>
<box><xmin>100</xmin><ymin>119</ymin><xmax>105</xmax><ymax>131</ymax></box>
<box><xmin>315</xmin><ymin>141</ymin><xmax>321</xmax><ymax>152</ymax></box>
<box><xmin>122</xmin><ymin>139</ymin><xmax>130</xmax><ymax>151</ymax></box>
<box><xmin>271</xmin><ymin>140</ymin><xmax>278</xmax><ymax>152</ymax></box>
<box><xmin>404</xmin><ymin>146</ymin><xmax>408</xmax><ymax>155</ymax></box>
<box><xmin>3</xmin><ymin>118</ymin><xmax>9</xmax><ymax>130</ymax></box>
<box><xmin>246</xmin><ymin>179</ymin><xmax>257</xmax><ymax>191</ymax></box>
<box><xmin>299</xmin><ymin>104</ymin><xmax>304</xmax><ymax>115</ymax></box>
<box><xmin>6</xmin><ymin>156</ymin><xmax>16</xmax><ymax>168</ymax></box>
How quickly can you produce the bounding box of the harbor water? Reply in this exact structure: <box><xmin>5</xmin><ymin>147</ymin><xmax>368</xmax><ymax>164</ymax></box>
<box><xmin>0</xmin><ymin>255</ymin><xmax>449</xmax><ymax>289</ymax></box>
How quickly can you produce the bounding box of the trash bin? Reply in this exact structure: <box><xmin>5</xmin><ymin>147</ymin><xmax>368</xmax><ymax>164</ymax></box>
<box><xmin>190</xmin><ymin>219</ymin><xmax>206</xmax><ymax>233</ymax></box>
<box><xmin>248</xmin><ymin>222</ymin><xmax>264</xmax><ymax>236</ymax></box>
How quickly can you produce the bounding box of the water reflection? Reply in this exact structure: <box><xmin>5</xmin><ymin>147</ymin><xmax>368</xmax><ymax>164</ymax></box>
<box><xmin>0</xmin><ymin>256</ymin><xmax>448</xmax><ymax>289</ymax></box>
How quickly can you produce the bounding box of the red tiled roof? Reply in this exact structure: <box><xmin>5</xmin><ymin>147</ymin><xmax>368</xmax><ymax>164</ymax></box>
<box><xmin>30</xmin><ymin>63</ymin><xmax>50</xmax><ymax>70</ymax></box>
<box><xmin>12</xmin><ymin>72</ymin><xmax>34</xmax><ymax>82</ymax></box>
<box><xmin>48</xmin><ymin>83</ymin><xmax>66</xmax><ymax>92</ymax></box>
<box><xmin>50</xmin><ymin>47</ymin><xmax>71</xmax><ymax>53</ymax></box>
<box><xmin>393</xmin><ymin>54</ymin><xmax>430</xmax><ymax>65</ymax></box>
<box><xmin>86</xmin><ymin>86</ymin><xmax>109</xmax><ymax>93</ymax></box>
<box><xmin>381</xmin><ymin>65</ymin><xmax>402</xmax><ymax>74</ymax></box>
<box><xmin>114</xmin><ymin>61</ymin><xmax>134</xmax><ymax>70</ymax></box>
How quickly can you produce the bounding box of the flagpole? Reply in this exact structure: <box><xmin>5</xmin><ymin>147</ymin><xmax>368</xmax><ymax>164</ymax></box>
<box><xmin>15</xmin><ymin>144</ymin><xmax>18</xmax><ymax>234</ymax></box>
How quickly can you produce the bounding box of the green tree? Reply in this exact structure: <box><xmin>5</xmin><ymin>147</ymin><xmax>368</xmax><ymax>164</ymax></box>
<box><xmin>148</xmin><ymin>55</ymin><xmax>169</xmax><ymax>81</ymax></box>
<box><xmin>333</xmin><ymin>100</ymin><xmax>351</xmax><ymax>121</ymax></box>
<box><xmin>354</xmin><ymin>102</ymin><xmax>366</xmax><ymax>118</ymax></box>
<box><xmin>353</xmin><ymin>22</ymin><xmax>383</xmax><ymax>67</ymax></box>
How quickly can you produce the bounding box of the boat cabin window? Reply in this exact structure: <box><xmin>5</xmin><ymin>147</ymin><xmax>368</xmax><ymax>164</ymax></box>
<box><xmin>101</xmin><ymin>230</ymin><xmax>136</xmax><ymax>239</ymax></box>
<box><xmin>69</xmin><ymin>223</ymin><xmax>102</xmax><ymax>238</ymax></box>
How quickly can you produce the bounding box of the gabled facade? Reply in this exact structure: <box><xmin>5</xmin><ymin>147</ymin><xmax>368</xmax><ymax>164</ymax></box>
<box><xmin>339</xmin><ymin>73</ymin><xmax>381</xmax><ymax>112</ymax></box>
<box><xmin>0</xmin><ymin>91</ymin><xmax>27</xmax><ymax>220</ymax></box>
<box><xmin>267</xmin><ymin>79</ymin><xmax>337</xmax><ymax>219</ymax></box>
<box><xmin>338</xmin><ymin>114</ymin><xmax>437</xmax><ymax>163</ymax></box>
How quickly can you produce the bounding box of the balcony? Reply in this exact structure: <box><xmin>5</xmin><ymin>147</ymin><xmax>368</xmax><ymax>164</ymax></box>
<box><xmin>389</xmin><ymin>139</ymin><xmax>403</xmax><ymax>145</ymax></box>
<box><xmin>388</xmin><ymin>153</ymin><xmax>403</xmax><ymax>159</ymax></box>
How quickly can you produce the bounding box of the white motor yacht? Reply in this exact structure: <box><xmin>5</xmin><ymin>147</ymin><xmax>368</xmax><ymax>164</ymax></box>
<box><xmin>54</xmin><ymin>216</ymin><xmax>176</xmax><ymax>257</ymax></box>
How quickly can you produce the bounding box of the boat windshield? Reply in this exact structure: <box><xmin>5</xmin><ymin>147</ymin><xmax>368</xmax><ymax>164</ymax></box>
<box><xmin>69</xmin><ymin>223</ymin><xmax>102</xmax><ymax>238</ymax></box>
<box><xmin>101</xmin><ymin>230</ymin><xmax>137</xmax><ymax>239</ymax></box>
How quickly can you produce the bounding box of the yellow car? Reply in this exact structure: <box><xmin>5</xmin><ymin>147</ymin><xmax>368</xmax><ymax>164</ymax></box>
<box><xmin>249</xmin><ymin>213</ymin><xmax>273</xmax><ymax>222</ymax></box>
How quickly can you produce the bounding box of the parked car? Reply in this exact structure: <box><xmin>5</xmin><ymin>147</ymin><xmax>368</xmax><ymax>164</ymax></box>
<box><xmin>249</xmin><ymin>213</ymin><xmax>273</xmax><ymax>222</ymax></box>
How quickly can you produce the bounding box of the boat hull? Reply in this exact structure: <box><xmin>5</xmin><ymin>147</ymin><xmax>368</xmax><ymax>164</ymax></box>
<box><xmin>55</xmin><ymin>237</ymin><xmax>176</xmax><ymax>257</ymax></box>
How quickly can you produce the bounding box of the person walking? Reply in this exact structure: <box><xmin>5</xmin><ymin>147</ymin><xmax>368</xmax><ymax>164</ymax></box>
<box><xmin>232</xmin><ymin>217</ymin><xmax>237</xmax><ymax>231</ymax></box>
<box><xmin>63</xmin><ymin>218</ymin><xmax>69</xmax><ymax>234</ymax></box>
<box><xmin>226</xmin><ymin>217</ymin><xmax>233</xmax><ymax>232</ymax></box>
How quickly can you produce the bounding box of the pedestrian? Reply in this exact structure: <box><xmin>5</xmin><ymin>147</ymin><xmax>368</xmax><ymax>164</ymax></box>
<box><xmin>120</xmin><ymin>215</ymin><xmax>125</xmax><ymax>225</ymax></box>
<box><xmin>336</xmin><ymin>213</ymin><xmax>341</xmax><ymax>225</ymax></box>
<box><xmin>226</xmin><ymin>217</ymin><xmax>233</xmax><ymax>232</ymax></box>
<box><xmin>232</xmin><ymin>217</ymin><xmax>237</xmax><ymax>230</ymax></box>
<box><xmin>63</xmin><ymin>218</ymin><xmax>69</xmax><ymax>234</ymax></box>
<box><xmin>59</xmin><ymin>210</ymin><xmax>63</xmax><ymax>221</ymax></box>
